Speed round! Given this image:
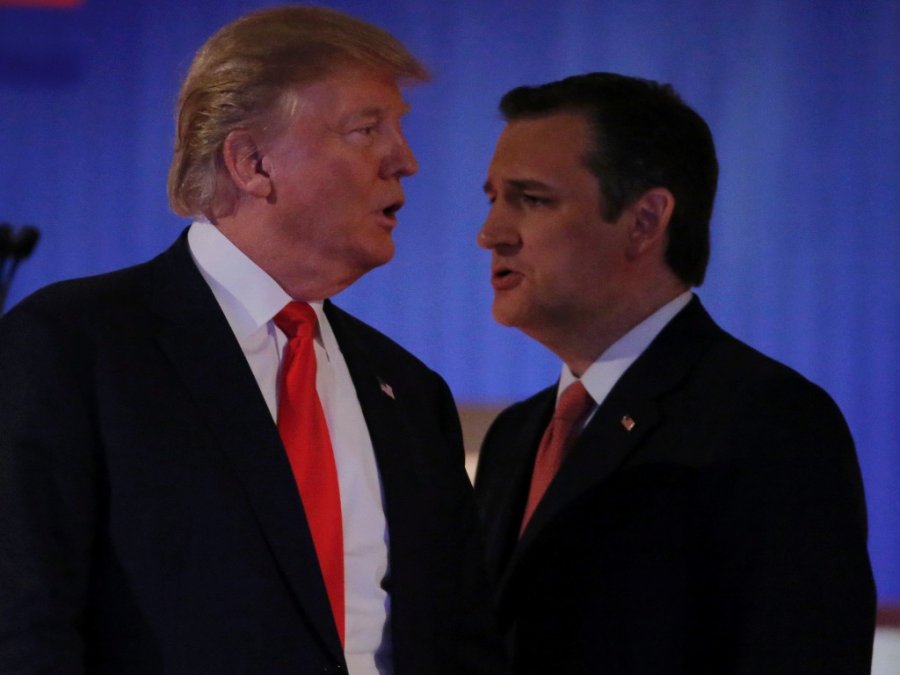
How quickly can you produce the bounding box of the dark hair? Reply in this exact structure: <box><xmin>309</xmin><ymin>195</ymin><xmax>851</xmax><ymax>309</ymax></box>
<box><xmin>499</xmin><ymin>72</ymin><xmax>718</xmax><ymax>286</ymax></box>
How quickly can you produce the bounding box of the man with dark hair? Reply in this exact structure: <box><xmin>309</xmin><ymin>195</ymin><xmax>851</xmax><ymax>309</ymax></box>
<box><xmin>475</xmin><ymin>72</ymin><xmax>875</xmax><ymax>674</ymax></box>
<box><xmin>0</xmin><ymin>7</ymin><xmax>503</xmax><ymax>673</ymax></box>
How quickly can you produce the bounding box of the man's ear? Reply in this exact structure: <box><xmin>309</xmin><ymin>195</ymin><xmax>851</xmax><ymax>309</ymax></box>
<box><xmin>221</xmin><ymin>129</ymin><xmax>272</xmax><ymax>199</ymax></box>
<box><xmin>625</xmin><ymin>187</ymin><xmax>675</xmax><ymax>259</ymax></box>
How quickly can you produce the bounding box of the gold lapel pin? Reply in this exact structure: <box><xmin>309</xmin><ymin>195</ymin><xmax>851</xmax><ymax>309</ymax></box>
<box><xmin>620</xmin><ymin>415</ymin><xmax>636</xmax><ymax>432</ymax></box>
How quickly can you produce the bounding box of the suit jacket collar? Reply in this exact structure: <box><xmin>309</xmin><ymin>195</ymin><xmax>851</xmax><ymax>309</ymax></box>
<box><xmin>323</xmin><ymin>300</ymin><xmax>429</xmax><ymax>524</ymax></box>
<box><xmin>479</xmin><ymin>385</ymin><xmax>556</xmax><ymax>583</ymax></box>
<box><xmin>500</xmin><ymin>297</ymin><xmax>722</xmax><ymax>593</ymax></box>
<box><xmin>322</xmin><ymin>303</ymin><xmax>435</xmax><ymax>560</ymax></box>
<box><xmin>324</xmin><ymin>300</ymin><xmax>444</xmax><ymax>673</ymax></box>
<box><xmin>145</xmin><ymin>232</ymin><xmax>344</xmax><ymax>662</ymax></box>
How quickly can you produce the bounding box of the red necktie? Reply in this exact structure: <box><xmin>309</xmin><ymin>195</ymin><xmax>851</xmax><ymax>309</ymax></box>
<box><xmin>520</xmin><ymin>380</ymin><xmax>594</xmax><ymax>536</ymax></box>
<box><xmin>274</xmin><ymin>302</ymin><xmax>344</xmax><ymax>646</ymax></box>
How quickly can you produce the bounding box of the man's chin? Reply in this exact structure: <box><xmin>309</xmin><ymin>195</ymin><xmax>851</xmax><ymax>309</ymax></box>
<box><xmin>491</xmin><ymin>301</ymin><xmax>523</xmax><ymax>329</ymax></box>
<box><xmin>366</xmin><ymin>242</ymin><xmax>395</xmax><ymax>269</ymax></box>
<box><xmin>351</xmin><ymin>241</ymin><xmax>395</xmax><ymax>277</ymax></box>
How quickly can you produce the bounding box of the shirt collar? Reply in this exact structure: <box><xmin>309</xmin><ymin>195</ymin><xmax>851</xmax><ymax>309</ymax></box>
<box><xmin>558</xmin><ymin>291</ymin><xmax>693</xmax><ymax>406</ymax></box>
<box><xmin>186</xmin><ymin>220</ymin><xmax>327</xmax><ymax>341</ymax></box>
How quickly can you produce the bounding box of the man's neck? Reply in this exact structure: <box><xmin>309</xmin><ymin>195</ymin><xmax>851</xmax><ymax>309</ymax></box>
<box><xmin>549</xmin><ymin>281</ymin><xmax>689</xmax><ymax>377</ymax></box>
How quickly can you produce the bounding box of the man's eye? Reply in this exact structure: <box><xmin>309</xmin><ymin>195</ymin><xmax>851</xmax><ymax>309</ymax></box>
<box><xmin>355</xmin><ymin>126</ymin><xmax>376</xmax><ymax>136</ymax></box>
<box><xmin>522</xmin><ymin>194</ymin><xmax>549</xmax><ymax>206</ymax></box>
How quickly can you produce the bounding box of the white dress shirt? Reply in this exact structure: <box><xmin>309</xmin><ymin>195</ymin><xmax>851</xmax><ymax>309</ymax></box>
<box><xmin>188</xmin><ymin>220</ymin><xmax>392</xmax><ymax>674</ymax></box>
<box><xmin>557</xmin><ymin>292</ymin><xmax>694</xmax><ymax>422</ymax></box>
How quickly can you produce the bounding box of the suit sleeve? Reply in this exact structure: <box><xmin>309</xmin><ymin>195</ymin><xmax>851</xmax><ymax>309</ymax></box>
<box><xmin>701</xmin><ymin>375</ymin><xmax>876</xmax><ymax>674</ymax></box>
<box><xmin>0</xmin><ymin>300</ymin><xmax>96</xmax><ymax>674</ymax></box>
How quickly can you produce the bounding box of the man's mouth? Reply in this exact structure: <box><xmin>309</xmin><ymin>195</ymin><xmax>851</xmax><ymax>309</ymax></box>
<box><xmin>491</xmin><ymin>266</ymin><xmax>522</xmax><ymax>290</ymax></box>
<box><xmin>381</xmin><ymin>201</ymin><xmax>403</xmax><ymax>218</ymax></box>
<box><xmin>385</xmin><ymin>203</ymin><xmax>401</xmax><ymax>216</ymax></box>
<box><xmin>375</xmin><ymin>201</ymin><xmax>403</xmax><ymax>228</ymax></box>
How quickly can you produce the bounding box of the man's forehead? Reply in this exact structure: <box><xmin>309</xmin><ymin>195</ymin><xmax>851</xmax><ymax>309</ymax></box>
<box><xmin>489</xmin><ymin>119</ymin><xmax>590</xmax><ymax>173</ymax></box>
<box><xmin>500</xmin><ymin>112</ymin><xmax>589</xmax><ymax>145</ymax></box>
<box><xmin>289</xmin><ymin>68</ymin><xmax>408</xmax><ymax>112</ymax></box>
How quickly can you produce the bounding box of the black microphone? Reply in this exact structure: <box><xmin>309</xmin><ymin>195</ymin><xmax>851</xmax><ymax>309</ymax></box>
<box><xmin>0</xmin><ymin>223</ymin><xmax>42</xmax><ymax>315</ymax></box>
<box><xmin>0</xmin><ymin>223</ymin><xmax>13</xmax><ymax>262</ymax></box>
<box><xmin>11</xmin><ymin>225</ymin><xmax>40</xmax><ymax>261</ymax></box>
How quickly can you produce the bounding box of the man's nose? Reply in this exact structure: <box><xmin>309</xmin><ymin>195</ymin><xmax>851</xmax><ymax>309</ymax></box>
<box><xmin>477</xmin><ymin>205</ymin><xmax>518</xmax><ymax>250</ymax></box>
<box><xmin>382</xmin><ymin>133</ymin><xmax>418</xmax><ymax>179</ymax></box>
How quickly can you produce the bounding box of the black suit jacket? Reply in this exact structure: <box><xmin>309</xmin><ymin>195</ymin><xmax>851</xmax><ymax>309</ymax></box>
<box><xmin>474</xmin><ymin>298</ymin><xmax>875</xmax><ymax>674</ymax></box>
<box><xmin>0</xmin><ymin>233</ymin><xmax>503</xmax><ymax>674</ymax></box>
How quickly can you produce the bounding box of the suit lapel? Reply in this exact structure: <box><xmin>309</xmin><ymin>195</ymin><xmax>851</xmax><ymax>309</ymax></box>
<box><xmin>479</xmin><ymin>388</ymin><xmax>555</xmax><ymax>583</ymax></box>
<box><xmin>145</xmin><ymin>234</ymin><xmax>343</xmax><ymax>661</ymax></box>
<box><xmin>325</xmin><ymin>302</ymin><xmax>445</xmax><ymax>670</ymax></box>
<box><xmin>323</xmin><ymin>302</ymin><xmax>430</xmax><ymax>550</ymax></box>
<box><xmin>501</xmin><ymin>298</ymin><xmax>720</xmax><ymax>593</ymax></box>
<box><xmin>515</xmin><ymin>398</ymin><xmax>662</xmax><ymax>554</ymax></box>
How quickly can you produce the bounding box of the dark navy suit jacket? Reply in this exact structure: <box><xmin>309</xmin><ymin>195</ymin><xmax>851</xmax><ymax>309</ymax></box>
<box><xmin>475</xmin><ymin>298</ymin><xmax>875</xmax><ymax>674</ymax></box>
<box><xmin>0</xmin><ymin>232</ymin><xmax>504</xmax><ymax>674</ymax></box>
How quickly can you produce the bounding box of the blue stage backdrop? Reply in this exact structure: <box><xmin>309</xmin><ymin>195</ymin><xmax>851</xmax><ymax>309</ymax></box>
<box><xmin>1</xmin><ymin>0</ymin><xmax>898</xmax><ymax>601</ymax></box>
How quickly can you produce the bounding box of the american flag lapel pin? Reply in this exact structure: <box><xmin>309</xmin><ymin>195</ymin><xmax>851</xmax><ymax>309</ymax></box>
<box><xmin>620</xmin><ymin>415</ymin><xmax>636</xmax><ymax>432</ymax></box>
<box><xmin>378</xmin><ymin>377</ymin><xmax>395</xmax><ymax>400</ymax></box>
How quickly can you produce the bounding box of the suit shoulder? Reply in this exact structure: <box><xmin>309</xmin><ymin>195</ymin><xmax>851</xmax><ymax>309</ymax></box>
<box><xmin>704</xmin><ymin>329</ymin><xmax>838</xmax><ymax>408</ymax></box>
<box><xmin>669</xmin><ymin>298</ymin><xmax>834</xmax><ymax>406</ymax></box>
<box><xmin>681</xmin><ymin>329</ymin><xmax>854</xmax><ymax>464</ymax></box>
<box><xmin>325</xmin><ymin>302</ymin><xmax>439</xmax><ymax>378</ymax></box>
<box><xmin>3</xmin><ymin>257</ymin><xmax>159</xmax><ymax>328</ymax></box>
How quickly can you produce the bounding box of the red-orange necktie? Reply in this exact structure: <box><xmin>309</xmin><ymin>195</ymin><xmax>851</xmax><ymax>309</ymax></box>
<box><xmin>274</xmin><ymin>302</ymin><xmax>344</xmax><ymax>646</ymax></box>
<box><xmin>520</xmin><ymin>380</ymin><xmax>595</xmax><ymax>536</ymax></box>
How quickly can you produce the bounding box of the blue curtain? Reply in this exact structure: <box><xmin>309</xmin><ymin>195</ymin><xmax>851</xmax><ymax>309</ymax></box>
<box><xmin>2</xmin><ymin>0</ymin><xmax>898</xmax><ymax>601</ymax></box>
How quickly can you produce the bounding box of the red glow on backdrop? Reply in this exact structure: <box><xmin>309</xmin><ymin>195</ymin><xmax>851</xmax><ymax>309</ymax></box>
<box><xmin>0</xmin><ymin>0</ymin><xmax>83</xmax><ymax>6</ymax></box>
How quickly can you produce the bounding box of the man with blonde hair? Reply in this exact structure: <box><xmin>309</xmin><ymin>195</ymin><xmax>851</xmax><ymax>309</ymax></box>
<box><xmin>0</xmin><ymin>7</ymin><xmax>503</xmax><ymax>674</ymax></box>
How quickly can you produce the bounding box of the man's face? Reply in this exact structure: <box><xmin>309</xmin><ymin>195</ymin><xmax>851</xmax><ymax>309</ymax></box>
<box><xmin>249</xmin><ymin>67</ymin><xmax>416</xmax><ymax>298</ymax></box>
<box><xmin>478</xmin><ymin>112</ymin><xmax>633</xmax><ymax>346</ymax></box>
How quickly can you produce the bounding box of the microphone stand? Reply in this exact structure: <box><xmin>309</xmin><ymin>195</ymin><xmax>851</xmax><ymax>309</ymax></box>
<box><xmin>0</xmin><ymin>223</ymin><xmax>41</xmax><ymax>315</ymax></box>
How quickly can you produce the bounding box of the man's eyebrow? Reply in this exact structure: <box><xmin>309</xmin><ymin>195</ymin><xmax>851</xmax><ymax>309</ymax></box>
<box><xmin>348</xmin><ymin>106</ymin><xmax>385</xmax><ymax>120</ymax></box>
<box><xmin>344</xmin><ymin>101</ymin><xmax>411</xmax><ymax>122</ymax></box>
<box><xmin>483</xmin><ymin>178</ymin><xmax>554</xmax><ymax>194</ymax></box>
<box><xmin>507</xmin><ymin>179</ymin><xmax>554</xmax><ymax>192</ymax></box>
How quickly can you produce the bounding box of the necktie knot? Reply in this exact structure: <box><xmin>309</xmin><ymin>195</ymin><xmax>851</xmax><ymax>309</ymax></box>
<box><xmin>274</xmin><ymin>302</ymin><xmax>317</xmax><ymax>341</ymax></box>
<box><xmin>554</xmin><ymin>380</ymin><xmax>594</xmax><ymax>424</ymax></box>
<box><xmin>519</xmin><ymin>379</ymin><xmax>594</xmax><ymax>536</ymax></box>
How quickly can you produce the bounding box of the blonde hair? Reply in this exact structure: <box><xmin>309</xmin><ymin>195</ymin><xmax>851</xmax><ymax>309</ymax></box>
<box><xmin>167</xmin><ymin>5</ymin><xmax>428</xmax><ymax>218</ymax></box>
